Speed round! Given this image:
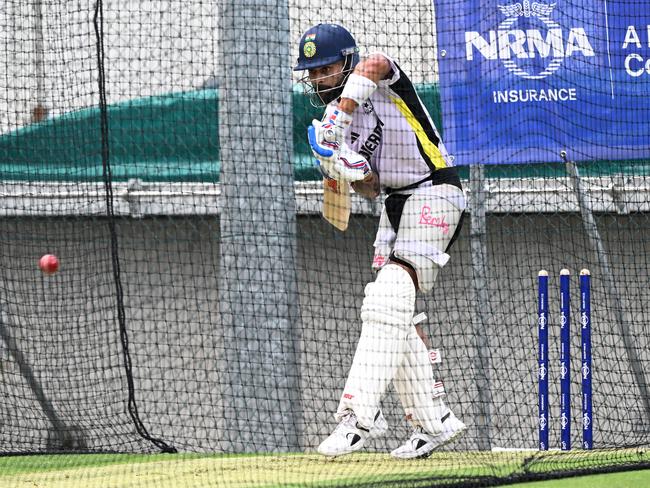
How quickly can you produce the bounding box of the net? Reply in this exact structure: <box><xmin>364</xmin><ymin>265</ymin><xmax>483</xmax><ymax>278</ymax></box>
<box><xmin>1</xmin><ymin>0</ymin><xmax>649</xmax><ymax>486</ymax></box>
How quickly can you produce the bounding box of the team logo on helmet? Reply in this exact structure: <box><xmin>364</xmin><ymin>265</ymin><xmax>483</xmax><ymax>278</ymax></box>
<box><xmin>303</xmin><ymin>41</ymin><xmax>316</xmax><ymax>58</ymax></box>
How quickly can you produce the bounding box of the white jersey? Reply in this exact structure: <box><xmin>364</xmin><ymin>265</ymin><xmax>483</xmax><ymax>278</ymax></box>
<box><xmin>331</xmin><ymin>53</ymin><xmax>458</xmax><ymax>192</ymax></box>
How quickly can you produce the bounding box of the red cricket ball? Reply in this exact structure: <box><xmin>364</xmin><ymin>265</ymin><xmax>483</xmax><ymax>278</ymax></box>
<box><xmin>39</xmin><ymin>254</ymin><xmax>59</xmax><ymax>275</ymax></box>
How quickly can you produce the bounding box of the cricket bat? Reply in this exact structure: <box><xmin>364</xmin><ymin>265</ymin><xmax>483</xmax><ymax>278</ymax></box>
<box><xmin>322</xmin><ymin>177</ymin><xmax>351</xmax><ymax>231</ymax></box>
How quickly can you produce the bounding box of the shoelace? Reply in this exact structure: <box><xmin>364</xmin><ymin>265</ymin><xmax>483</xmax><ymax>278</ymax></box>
<box><xmin>334</xmin><ymin>412</ymin><xmax>357</xmax><ymax>434</ymax></box>
<box><xmin>408</xmin><ymin>427</ymin><xmax>431</xmax><ymax>443</ymax></box>
<box><xmin>410</xmin><ymin>427</ymin><xmax>425</xmax><ymax>438</ymax></box>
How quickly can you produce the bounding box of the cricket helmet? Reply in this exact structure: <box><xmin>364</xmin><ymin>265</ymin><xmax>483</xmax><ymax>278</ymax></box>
<box><xmin>294</xmin><ymin>23</ymin><xmax>359</xmax><ymax>71</ymax></box>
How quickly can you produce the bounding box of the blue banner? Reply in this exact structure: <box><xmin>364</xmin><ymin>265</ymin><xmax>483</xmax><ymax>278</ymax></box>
<box><xmin>435</xmin><ymin>0</ymin><xmax>650</xmax><ymax>165</ymax></box>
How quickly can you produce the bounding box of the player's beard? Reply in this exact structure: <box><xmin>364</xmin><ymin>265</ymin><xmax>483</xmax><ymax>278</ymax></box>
<box><xmin>315</xmin><ymin>82</ymin><xmax>345</xmax><ymax>105</ymax></box>
<box><xmin>312</xmin><ymin>56</ymin><xmax>356</xmax><ymax>106</ymax></box>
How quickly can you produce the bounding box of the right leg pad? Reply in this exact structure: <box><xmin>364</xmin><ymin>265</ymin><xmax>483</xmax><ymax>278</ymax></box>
<box><xmin>336</xmin><ymin>264</ymin><xmax>416</xmax><ymax>429</ymax></box>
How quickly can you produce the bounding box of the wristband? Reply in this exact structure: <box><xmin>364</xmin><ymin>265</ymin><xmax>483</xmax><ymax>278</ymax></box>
<box><xmin>412</xmin><ymin>312</ymin><xmax>428</xmax><ymax>326</ymax></box>
<box><xmin>340</xmin><ymin>74</ymin><xmax>377</xmax><ymax>106</ymax></box>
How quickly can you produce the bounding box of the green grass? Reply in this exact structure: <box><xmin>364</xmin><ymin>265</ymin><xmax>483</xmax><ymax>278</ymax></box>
<box><xmin>0</xmin><ymin>450</ymin><xmax>648</xmax><ymax>487</ymax></box>
<box><xmin>507</xmin><ymin>469</ymin><xmax>650</xmax><ymax>487</ymax></box>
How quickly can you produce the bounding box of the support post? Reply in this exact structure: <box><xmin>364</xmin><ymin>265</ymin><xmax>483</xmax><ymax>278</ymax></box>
<box><xmin>0</xmin><ymin>302</ymin><xmax>85</xmax><ymax>450</ymax></box>
<box><xmin>469</xmin><ymin>163</ymin><xmax>493</xmax><ymax>450</ymax></box>
<box><xmin>563</xmin><ymin>152</ymin><xmax>650</xmax><ymax>426</ymax></box>
<box><xmin>217</xmin><ymin>0</ymin><xmax>302</xmax><ymax>452</ymax></box>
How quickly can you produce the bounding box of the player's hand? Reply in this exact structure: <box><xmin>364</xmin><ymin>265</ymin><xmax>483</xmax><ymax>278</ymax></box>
<box><xmin>351</xmin><ymin>172</ymin><xmax>380</xmax><ymax>199</ymax></box>
<box><xmin>310</xmin><ymin>128</ymin><xmax>371</xmax><ymax>182</ymax></box>
<box><xmin>312</xmin><ymin>109</ymin><xmax>353</xmax><ymax>153</ymax></box>
<box><xmin>312</xmin><ymin>150</ymin><xmax>372</xmax><ymax>183</ymax></box>
<box><xmin>308</xmin><ymin>106</ymin><xmax>353</xmax><ymax>168</ymax></box>
<box><xmin>312</xmin><ymin>156</ymin><xmax>336</xmax><ymax>180</ymax></box>
<box><xmin>334</xmin><ymin>144</ymin><xmax>372</xmax><ymax>182</ymax></box>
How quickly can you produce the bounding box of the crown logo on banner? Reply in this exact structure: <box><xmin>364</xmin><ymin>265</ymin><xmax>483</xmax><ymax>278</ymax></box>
<box><xmin>497</xmin><ymin>1</ymin><xmax>564</xmax><ymax>79</ymax></box>
<box><xmin>498</xmin><ymin>1</ymin><xmax>556</xmax><ymax>19</ymax></box>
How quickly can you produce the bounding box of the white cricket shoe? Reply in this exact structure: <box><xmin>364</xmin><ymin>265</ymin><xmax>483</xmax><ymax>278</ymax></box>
<box><xmin>390</xmin><ymin>410</ymin><xmax>467</xmax><ymax>460</ymax></box>
<box><xmin>317</xmin><ymin>410</ymin><xmax>387</xmax><ymax>457</ymax></box>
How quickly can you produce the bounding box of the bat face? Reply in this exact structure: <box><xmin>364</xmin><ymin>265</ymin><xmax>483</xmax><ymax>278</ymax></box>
<box><xmin>322</xmin><ymin>177</ymin><xmax>351</xmax><ymax>231</ymax></box>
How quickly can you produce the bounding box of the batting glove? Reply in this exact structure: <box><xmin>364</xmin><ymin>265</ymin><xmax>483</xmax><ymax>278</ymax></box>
<box><xmin>310</xmin><ymin>109</ymin><xmax>353</xmax><ymax>153</ymax></box>
<box><xmin>310</xmin><ymin>126</ymin><xmax>371</xmax><ymax>182</ymax></box>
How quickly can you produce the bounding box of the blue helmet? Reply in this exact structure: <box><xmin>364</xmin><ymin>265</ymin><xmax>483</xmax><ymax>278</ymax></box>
<box><xmin>294</xmin><ymin>24</ymin><xmax>359</xmax><ymax>71</ymax></box>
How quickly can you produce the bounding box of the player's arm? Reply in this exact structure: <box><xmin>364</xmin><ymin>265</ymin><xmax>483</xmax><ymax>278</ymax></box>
<box><xmin>331</xmin><ymin>54</ymin><xmax>391</xmax><ymax>187</ymax></box>
<box><xmin>317</xmin><ymin>54</ymin><xmax>391</xmax><ymax>144</ymax></box>
<box><xmin>337</xmin><ymin>53</ymin><xmax>392</xmax><ymax>114</ymax></box>
<box><xmin>309</xmin><ymin>55</ymin><xmax>392</xmax><ymax>184</ymax></box>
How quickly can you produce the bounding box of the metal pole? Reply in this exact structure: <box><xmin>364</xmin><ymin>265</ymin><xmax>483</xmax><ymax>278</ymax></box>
<box><xmin>31</xmin><ymin>0</ymin><xmax>48</xmax><ymax>122</ymax></box>
<box><xmin>217</xmin><ymin>0</ymin><xmax>302</xmax><ymax>452</ymax></box>
<box><xmin>0</xmin><ymin>302</ymin><xmax>83</xmax><ymax>449</ymax></box>
<box><xmin>563</xmin><ymin>152</ymin><xmax>650</xmax><ymax>425</ymax></box>
<box><xmin>469</xmin><ymin>163</ymin><xmax>493</xmax><ymax>450</ymax></box>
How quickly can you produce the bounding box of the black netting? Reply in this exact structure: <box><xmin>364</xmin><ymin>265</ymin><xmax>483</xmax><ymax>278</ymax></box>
<box><xmin>1</xmin><ymin>1</ymin><xmax>649</xmax><ymax>486</ymax></box>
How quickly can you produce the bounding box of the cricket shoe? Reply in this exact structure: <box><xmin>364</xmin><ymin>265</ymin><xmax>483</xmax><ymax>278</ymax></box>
<box><xmin>390</xmin><ymin>410</ymin><xmax>467</xmax><ymax>460</ymax></box>
<box><xmin>317</xmin><ymin>410</ymin><xmax>388</xmax><ymax>457</ymax></box>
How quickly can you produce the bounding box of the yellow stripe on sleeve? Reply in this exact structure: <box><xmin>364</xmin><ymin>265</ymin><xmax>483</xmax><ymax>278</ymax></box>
<box><xmin>390</xmin><ymin>96</ymin><xmax>447</xmax><ymax>170</ymax></box>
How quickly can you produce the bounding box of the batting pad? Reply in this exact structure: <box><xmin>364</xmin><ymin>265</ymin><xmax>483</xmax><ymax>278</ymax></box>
<box><xmin>336</xmin><ymin>264</ymin><xmax>415</xmax><ymax>430</ymax></box>
<box><xmin>393</xmin><ymin>327</ymin><xmax>444</xmax><ymax>435</ymax></box>
<box><xmin>392</xmin><ymin>189</ymin><xmax>464</xmax><ymax>293</ymax></box>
